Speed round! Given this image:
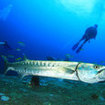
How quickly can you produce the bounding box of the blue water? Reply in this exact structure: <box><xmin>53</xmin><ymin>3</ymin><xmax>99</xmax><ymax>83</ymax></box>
<box><xmin>0</xmin><ymin>0</ymin><xmax>105</xmax><ymax>73</ymax></box>
<box><xmin>1</xmin><ymin>1</ymin><xmax>105</xmax><ymax>105</ymax></box>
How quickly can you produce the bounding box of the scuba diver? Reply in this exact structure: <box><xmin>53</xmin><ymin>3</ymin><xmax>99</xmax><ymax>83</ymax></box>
<box><xmin>0</xmin><ymin>41</ymin><xmax>11</xmax><ymax>49</ymax></box>
<box><xmin>72</xmin><ymin>24</ymin><xmax>98</xmax><ymax>53</ymax></box>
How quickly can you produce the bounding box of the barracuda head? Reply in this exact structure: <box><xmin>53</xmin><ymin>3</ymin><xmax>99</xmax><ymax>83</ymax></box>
<box><xmin>76</xmin><ymin>63</ymin><xmax>105</xmax><ymax>83</ymax></box>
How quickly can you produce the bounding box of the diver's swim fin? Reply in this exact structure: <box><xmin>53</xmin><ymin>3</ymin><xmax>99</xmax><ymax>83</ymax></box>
<box><xmin>72</xmin><ymin>43</ymin><xmax>79</xmax><ymax>50</ymax></box>
<box><xmin>76</xmin><ymin>46</ymin><xmax>82</xmax><ymax>53</ymax></box>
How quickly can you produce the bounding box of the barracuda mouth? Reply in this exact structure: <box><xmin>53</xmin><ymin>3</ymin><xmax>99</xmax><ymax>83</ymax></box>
<box><xmin>96</xmin><ymin>67</ymin><xmax>105</xmax><ymax>75</ymax></box>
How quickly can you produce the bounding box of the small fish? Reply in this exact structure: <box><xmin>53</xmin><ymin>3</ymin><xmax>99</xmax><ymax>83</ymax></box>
<box><xmin>80</xmin><ymin>48</ymin><xmax>84</xmax><ymax>51</ymax></box>
<box><xmin>64</xmin><ymin>54</ymin><xmax>74</xmax><ymax>61</ymax></box>
<box><xmin>18</xmin><ymin>42</ymin><xmax>25</xmax><ymax>46</ymax></box>
<box><xmin>0</xmin><ymin>42</ymin><xmax>5</xmax><ymax>45</ymax></box>
<box><xmin>16</xmin><ymin>48</ymin><xmax>21</xmax><ymax>51</ymax></box>
<box><xmin>65</xmin><ymin>54</ymin><xmax>74</xmax><ymax>58</ymax></box>
<box><xmin>16</xmin><ymin>57</ymin><xmax>22</xmax><ymax>61</ymax></box>
<box><xmin>7</xmin><ymin>55</ymin><xmax>14</xmax><ymax>58</ymax></box>
<box><xmin>100</xmin><ymin>61</ymin><xmax>105</xmax><ymax>64</ymax></box>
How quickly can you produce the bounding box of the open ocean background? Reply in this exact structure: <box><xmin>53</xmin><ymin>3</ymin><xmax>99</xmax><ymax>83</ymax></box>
<box><xmin>0</xmin><ymin>0</ymin><xmax>105</xmax><ymax>72</ymax></box>
<box><xmin>1</xmin><ymin>1</ymin><xmax>105</xmax><ymax>105</ymax></box>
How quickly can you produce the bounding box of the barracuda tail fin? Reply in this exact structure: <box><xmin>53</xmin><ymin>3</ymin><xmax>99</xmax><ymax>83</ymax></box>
<box><xmin>1</xmin><ymin>55</ymin><xmax>9</xmax><ymax>74</ymax></box>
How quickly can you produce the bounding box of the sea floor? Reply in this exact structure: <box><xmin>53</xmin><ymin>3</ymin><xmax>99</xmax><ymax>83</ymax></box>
<box><xmin>0</xmin><ymin>74</ymin><xmax>105</xmax><ymax>105</ymax></box>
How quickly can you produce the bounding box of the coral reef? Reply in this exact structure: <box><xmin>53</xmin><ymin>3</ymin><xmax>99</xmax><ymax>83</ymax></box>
<box><xmin>0</xmin><ymin>74</ymin><xmax>105</xmax><ymax>105</ymax></box>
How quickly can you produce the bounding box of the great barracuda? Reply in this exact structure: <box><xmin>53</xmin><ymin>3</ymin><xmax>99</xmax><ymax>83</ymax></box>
<box><xmin>2</xmin><ymin>56</ymin><xmax>105</xmax><ymax>83</ymax></box>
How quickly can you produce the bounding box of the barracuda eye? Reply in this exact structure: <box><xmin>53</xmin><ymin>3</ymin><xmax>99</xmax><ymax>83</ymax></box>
<box><xmin>93</xmin><ymin>65</ymin><xmax>100</xmax><ymax>69</ymax></box>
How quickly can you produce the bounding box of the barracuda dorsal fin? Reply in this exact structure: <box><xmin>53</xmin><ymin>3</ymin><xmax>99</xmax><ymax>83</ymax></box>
<box><xmin>23</xmin><ymin>53</ymin><xmax>28</xmax><ymax>61</ymax></box>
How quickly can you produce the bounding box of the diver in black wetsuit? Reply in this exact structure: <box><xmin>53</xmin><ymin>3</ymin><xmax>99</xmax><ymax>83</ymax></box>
<box><xmin>72</xmin><ymin>24</ymin><xmax>98</xmax><ymax>53</ymax></box>
<box><xmin>0</xmin><ymin>41</ymin><xmax>11</xmax><ymax>49</ymax></box>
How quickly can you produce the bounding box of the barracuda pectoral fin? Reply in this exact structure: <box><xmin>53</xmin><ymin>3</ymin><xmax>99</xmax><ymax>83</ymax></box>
<box><xmin>64</xmin><ymin>67</ymin><xmax>75</xmax><ymax>74</ymax></box>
